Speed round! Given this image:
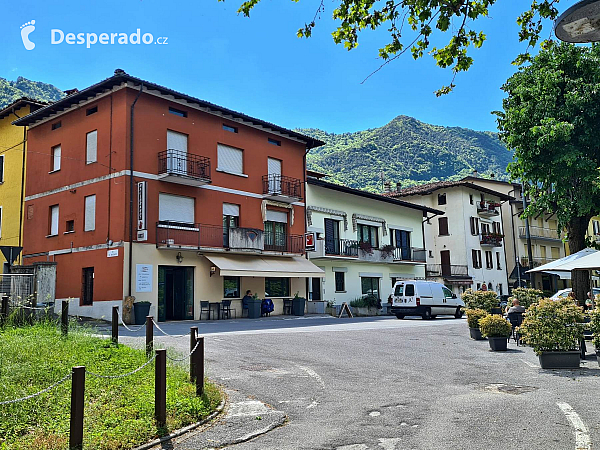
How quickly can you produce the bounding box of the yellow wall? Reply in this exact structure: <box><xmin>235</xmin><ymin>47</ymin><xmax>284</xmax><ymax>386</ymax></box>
<box><xmin>0</xmin><ymin>104</ymin><xmax>31</xmax><ymax>267</ymax></box>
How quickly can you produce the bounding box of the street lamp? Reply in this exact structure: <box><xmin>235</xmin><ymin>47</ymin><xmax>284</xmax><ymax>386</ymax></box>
<box><xmin>555</xmin><ymin>0</ymin><xmax>600</xmax><ymax>43</ymax></box>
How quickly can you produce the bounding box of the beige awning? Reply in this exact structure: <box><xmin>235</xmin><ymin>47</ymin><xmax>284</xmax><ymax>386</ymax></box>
<box><xmin>205</xmin><ymin>254</ymin><xmax>325</xmax><ymax>278</ymax></box>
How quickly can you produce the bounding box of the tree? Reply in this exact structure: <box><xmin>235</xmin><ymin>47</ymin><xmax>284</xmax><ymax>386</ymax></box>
<box><xmin>495</xmin><ymin>42</ymin><xmax>600</xmax><ymax>303</ymax></box>
<box><xmin>222</xmin><ymin>0</ymin><xmax>562</xmax><ymax>94</ymax></box>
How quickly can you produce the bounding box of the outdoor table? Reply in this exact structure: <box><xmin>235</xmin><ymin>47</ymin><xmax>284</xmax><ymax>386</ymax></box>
<box><xmin>209</xmin><ymin>302</ymin><xmax>221</xmax><ymax>320</ymax></box>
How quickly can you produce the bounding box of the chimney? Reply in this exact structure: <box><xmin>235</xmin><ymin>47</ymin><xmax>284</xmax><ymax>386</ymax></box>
<box><xmin>384</xmin><ymin>181</ymin><xmax>391</xmax><ymax>193</ymax></box>
<box><xmin>396</xmin><ymin>181</ymin><xmax>402</xmax><ymax>192</ymax></box>
<box><xmin>472</xmin><ymin>169</ymin><xmax>479</xmax><ymax>178</ymax></box>
<box><xmin>64</xmin><ymin>88</ymin><xmax>78</xmax><ymax>96</ymax></box>
<box><xmin>114</xmin><ymin>68</ymin><xmax>127</xmax><ymax>76</ymax></box>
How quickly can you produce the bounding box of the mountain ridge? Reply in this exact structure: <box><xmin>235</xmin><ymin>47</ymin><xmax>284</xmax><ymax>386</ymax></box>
<box><xmin>0</xmin><ymin>76</ymin><xmax>64</xmax><ymax>109</ymax></box>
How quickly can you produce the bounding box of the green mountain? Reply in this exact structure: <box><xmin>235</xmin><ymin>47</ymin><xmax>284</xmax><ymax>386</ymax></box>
<box><xmin>300</xmin><ymin>115</ymin><xmax>513</xmax><ymax>192</ymax></box>
<box><xmin>0</xmin><ymin>76</ymin><xmax>64</xmax><ymax>109</ymax></box>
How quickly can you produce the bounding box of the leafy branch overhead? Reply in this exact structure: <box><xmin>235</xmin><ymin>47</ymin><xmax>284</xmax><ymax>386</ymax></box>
<box><xmin>221</xmin><ymin>0</ymin><xmax>562</xmax><ymax>94</ymax></box>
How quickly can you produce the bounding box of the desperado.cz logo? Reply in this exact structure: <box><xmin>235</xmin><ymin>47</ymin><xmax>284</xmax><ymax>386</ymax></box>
<box><xmin>20</xmin><ymin>20</ymin><xmax>168</xmax><ymax>50</ymax></box>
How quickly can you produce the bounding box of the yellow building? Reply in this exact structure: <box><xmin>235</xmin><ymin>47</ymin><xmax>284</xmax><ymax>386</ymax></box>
<box><xmin>0</xmin><ymin>98</ymin><xmax>45</xmax><ymax>270</ymax></box>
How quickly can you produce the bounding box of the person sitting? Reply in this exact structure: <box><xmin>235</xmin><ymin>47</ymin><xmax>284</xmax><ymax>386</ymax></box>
<box><xmin>242</xmin><ymin>290</ymin><xmax>252</xmax><ymax>317</ymax></box>
<box><xmin>506</xmin><ymin>298</ymin><xmax>526</xmax><ymax>314</ymax></box>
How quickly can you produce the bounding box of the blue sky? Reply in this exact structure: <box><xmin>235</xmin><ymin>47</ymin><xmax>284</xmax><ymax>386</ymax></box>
<box><xmin>0</xmin><ymin>0</ymin><xmax>578</xmax><ymax>133</ymax></box>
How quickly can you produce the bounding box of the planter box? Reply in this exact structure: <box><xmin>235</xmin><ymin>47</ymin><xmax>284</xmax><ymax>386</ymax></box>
<box><xmin>306</xmin><ymin>301</ymin><xmax>326</xmax><ymax>314</ymax></box>
<box><xmin>597</xmin><ymin>350</ymin><xmax>600</xmax><ymax>368</ymax></box>
<box><xmin>488</xmin><ymin>336</ymin><xmax>508</xmax><ymax>351</ymax></box>
<box><xmin>469</xmin><ymin>328</ymin><xmax>485</xmax><ymax>340</ymax></box>
<box><xmin>133</xmin><ymin>303</ymin><xmax>151</xmax><ymax>325</ymax></box>
<box><xmin>538</xmin><ymin>351</ymin><xmax>581</xmax><ymax>369</ymax></box>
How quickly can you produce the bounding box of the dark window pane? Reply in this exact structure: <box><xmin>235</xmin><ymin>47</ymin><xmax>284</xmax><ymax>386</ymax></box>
<box><xmin>265</xmin><ymin>278</ymin><xmax>290</xmax><ymax>297</ymax></box>
<box><xmin>335</xmin><ymin>272</ymin><xmax>345</xmax><ymax>292</ymax></box>
<box><xmin>224</xmin><ymin>276</ymin><xmax>240</xmax><ymax>298</ymax></box>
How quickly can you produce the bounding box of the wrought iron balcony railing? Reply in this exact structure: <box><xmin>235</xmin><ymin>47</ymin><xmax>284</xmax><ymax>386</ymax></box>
<box><xmin>262</xmin><ymin>174</ymin><xmax>302</xmax><ymax>200</ymax></box>
<box><xmin>426</xmin><ymin>264</ymin><xmax>469</xmax><ymax>277</ymax></box>
<box><xmin>158</xmin><ymin>150</ymin><xmax>211</xmax><ymax>185</ymax></box>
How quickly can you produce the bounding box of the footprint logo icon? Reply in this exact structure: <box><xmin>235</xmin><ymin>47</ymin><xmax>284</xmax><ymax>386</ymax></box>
<box><xmin>20</xmin><ymin>20</ymin><xmax>36</xmax><ymax>50</ymax></box>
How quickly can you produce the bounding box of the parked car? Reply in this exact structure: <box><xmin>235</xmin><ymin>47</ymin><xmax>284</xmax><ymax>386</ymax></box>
<box><xmin>390</xmin><ymin>280</ymin><xmax>465</xmax><ymax>320</ymax></box>
<box><xmin>550</xmin><ymin>288</ymin><xmax>600</xmax><ymax>300</ymax></box>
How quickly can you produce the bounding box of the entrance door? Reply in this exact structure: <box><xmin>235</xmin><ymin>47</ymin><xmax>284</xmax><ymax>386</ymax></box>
<box><xmin>311</xmin><ymin>277</ymin><xmax>321</xmax><ymax>300</ymax></box>
<box><xmin>158</xmin><ymin>266</ymin><xmax>194</xmax><ymax>321</ymax></box>
<box><xmin>81</xmin><ymin>267</ymin><xmax>94</xmax><ymax>306</ymax></box>
<box><xmin>441</xmin><ymin>250</ymin><xmax>451</xmax><ymax>277</ymax></box>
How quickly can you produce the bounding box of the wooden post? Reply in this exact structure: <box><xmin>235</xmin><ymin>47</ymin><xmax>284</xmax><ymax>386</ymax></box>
<box><xmin>145</xmin><ymin>316</ymin><xmax>153</xmax><ymax>357</ymax></box>
<box><xmin>69</xmin><ymin>366</ymin><xmax>85</xmax><ymax>449</ymax></box>
<box><xmin>111</xmin><ymin>306</ymin><xmax>118</xmax><ymax>345</ymax></box>
<box><xmin>61</xmin><ymin>300</ymin><xmax>69</xmax><ymax>336</ymax></box>
<box><xmin>189</xmin><ymin>326</ymin><xmax>198</xmax><ymax>381</ymax></box>
<box><xmin>193</xmin><ymin>336</ymin><xmax>204</xmax><ymax>396</ymax></box>
<box><xmin>155</xmin><ymin>349</ymin><xmax>166</xmax><ymax>426</ymax></box>
<box><xmin>1</xmin><ymin>295</ymin><xmax>8</xmax><ymax>323</ymax></box>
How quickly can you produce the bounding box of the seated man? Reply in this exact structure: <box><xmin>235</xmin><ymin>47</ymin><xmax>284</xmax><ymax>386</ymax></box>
<box><xmin>506</xmin><ymin>298</ymin><xmax>525</xmax><ymax>314</ymax></box>
<box><xmin>242</xmin><ymin>290</ymin><xmax>252</xmax><ymax>314</ymax></box>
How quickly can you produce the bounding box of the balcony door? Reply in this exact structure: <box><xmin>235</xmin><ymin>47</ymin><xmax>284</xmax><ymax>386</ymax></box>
<box><xmin>268</xmin><ymin>158</ymin><xmax>282</xmax><ymax>193</ymax></box>
<box><xmin>265</xmin><ymin>210</ymin><xmax>288</xmax><ymax>251</ymax></box>
<box><xmin>223</xmin><ymin>203</ymin><xmax>240</xmax><ymax>248</ymax></box>
<box><xmin>441</xmin><ymin>250</ymin><xmax>451</xmax><ymax>277</ymax></box>
<box><xmin>324</xmin><ymin>218</ymin><xmax>340</xmax><ymax>255</ymax></box>
<box><xmin>167</xmin><ymin>130</ymin><xmax>188</xmax><ymax>175</ymax></box>
<box><xmin>393</xmin><ymin>229</ymin><xmax>411</xmax><ymax>260</ymax></box>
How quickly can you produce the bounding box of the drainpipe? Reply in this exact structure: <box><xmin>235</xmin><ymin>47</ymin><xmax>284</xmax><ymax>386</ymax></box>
<box><xmin>303</xmin><ymin>147</ymin><xmax>310</xmax><ymax>300</ymax></box>
<box><xmin>128</xmin><ymin>83</ymin><xmax>143</xmax><ymax>297</ymax></box>
<box><xmin>11</xmin><ymin>108</ymin><xmax>25</xmax><ymax>266</ymax></box>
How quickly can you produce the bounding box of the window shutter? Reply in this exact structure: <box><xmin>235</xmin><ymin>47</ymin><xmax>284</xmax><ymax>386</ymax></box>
<box><xmin>51</xmin><ymin>205</ymin><xmax>59</xmax><ymax>235</ymax></box>
<box><xmin>86</xmin><ymin>131</ymin><xmax>97</xmax><ymax>164</ymax></box>
<box><xmin>470</xmin><ymin>217</ymin><xmax>475</xmax><ymax>235</ymax></box>
<box><xmin>438</xmin><ymin>217</ymin><xmax>448</xmax><ymax>235</ymax></box>
<box><xmin>167</xmin><ymin>130</ymin><xmax>188</xmax><ymax>152</ymax></box>
<box><xmin>268</xmin><ymin>158</ymin><xmax>282</xmax><ymax>176</ymax></box>
<box><xmin>217</xmin><ymin>144</ymin><xmax>243</xmax><ymax>174</ymax></box>
<box><xmin>53</xmin><ymin>146</ymin><xmax>61</xmax><ymax>171</ymax></box>
<box><xmin>84</xmin><ymin>195</ymin><xmax>96</xmax><ymax>231</ymax></box>
<box><xmin>223</xmin><ymin>203</ymin><xmax>240</xmax><ymax>217</ymax></box>
<box><xmin>159</xmin><ymin>193</ymin><xmax>194</xmax><ymax>223</ymax></box>
<box><xmin>266</xmin><ymin>210</ymin><xmax>288</xmax><ymax>223</ymax></box>
<box><xmin>0</xmin><ymin>155</ymin><xmax>4</xmax><ymax>182</ymax></box>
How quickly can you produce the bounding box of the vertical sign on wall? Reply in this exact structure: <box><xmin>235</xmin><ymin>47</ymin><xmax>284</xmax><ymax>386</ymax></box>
<box><xmin>137</xmin><ymin>181</ymin><xmax>147</xmax><ymax>231</ymax></box>
<box><xmin>136</xmin><ymin>264</ymin><xmax>152</xmax><ymax>293</ymax></box>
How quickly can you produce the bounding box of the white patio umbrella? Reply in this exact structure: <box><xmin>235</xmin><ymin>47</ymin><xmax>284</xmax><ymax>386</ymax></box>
<box><xmin>548</xmin><ymin>250</ymin><xmax>600</xmax><ymax>271</ymax></box>
<box><xmin>526</xmin><ymin>248</ymin><xmax>598</xmax><ymax>276</ymax></box>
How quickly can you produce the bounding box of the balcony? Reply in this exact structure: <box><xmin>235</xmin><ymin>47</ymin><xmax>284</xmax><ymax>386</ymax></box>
<box><xmin>262</xmin><ymin>174</ymin><xmax>302</xmax><ymax>203</ymax></box>
<box><xmin>476</xmin><ymin>201</ymin><xmax>500</xmax><ymax>217</ymax></box>
<box><xmin>324</xmin><ymin>238</ymin><xmax>359</xmax><ymax>257</ymax></box>
<box><xmin>156</xmin><ymin>222</ymin><xmax>303</xmax><ymax>254</ymax></box>
<box><xmin>520</xmin><ymin>256</ymin><xmax>558</xmax><ymax>268</ymax></box>
<box><xmin>393</xmin><ymin>247</ymin><xmax>426</xmax><ymax>263</ymax></box>
<box><xmin>518</xmin><ymin>226</ymin><xmax>561</xmax><ymax>241</ymax></box>
<box><xmin>426</xmin><ymin>264</ymin><xmax>469</xmax><ymax>278</ymax></box>
<box><xmin>157</xmin><ymin>150</ymin><xmax>211</xmax><ymax>186</ymax></box>
<box><xmin>480</xmin><ymin>232</ymin><xmax>503</xmax><ymax>247</ymax></box>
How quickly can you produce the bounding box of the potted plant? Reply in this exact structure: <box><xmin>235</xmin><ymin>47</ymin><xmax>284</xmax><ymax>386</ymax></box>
<box><xmin>358</xmin><ymin>241</ymin><xmax>374</xmax><ymax>254</ymax></box>
<box><xmin>466</xmin><ymin>308</ymin><xmax>488</xmax><ymax>340</ymax></box>
<box><xmin>519</xmin><ymin>298</ymin><xmax>585</xmax><ymax>369</ymax></box>
<box><xmin>380</xmin><ymin>244</ymin><xmax>396</xmax><ymax>259</ymax></box>
<box><xmin>133</xmin><ymin>301</ymin><xmax>151</xmax><ymax>325</ymax></box>
<box><xmin>511</xmin><ymin>287</ymin><xmax>544</xmax><ymax>309</ymax></box>
<box><xmin>461</xmin><ymin>288</ymin><xmax>499</xmax><ymax>313</ymax></box>
<box><xmin>479</xmin><ymin>314</ymin><xmax>512</xmax><ymax>351</ymax></box>
<box><xmin>588</xmin><ymin>307</ymin><xmax>600</xmax><ymax>367</ymax></box>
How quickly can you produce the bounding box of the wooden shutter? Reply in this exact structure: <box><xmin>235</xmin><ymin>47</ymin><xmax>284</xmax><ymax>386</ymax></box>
<box><xmin>86</xmin><ymin>130</ymin><xmax>97</xmax><ymax>164</ymax></box>
<box><xmin>438</xmin><ymin>217</ymin><xmax>449</xmax><ymax>235</ymax></box>
<box><xmin>159</xmin><ymin>193</ymin><xmax>194</xmax><ymax>223</ymax></box>
<box><xmin>84</xmin><ymin>195</ymin><xmax>96</xmax><ymax>231</ymax></box>
<box><xmin>217</xmin><ymin>144</ymin><xmax>243</xmax><ymax>174</ymax></box>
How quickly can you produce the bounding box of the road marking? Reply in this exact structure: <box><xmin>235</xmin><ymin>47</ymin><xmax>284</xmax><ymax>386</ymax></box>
<box><xmin>378</xmin><ymin>438</ymin><xmax>402</xmax><ymax>449</ymax></box>
<box><xmin>521</xmin><ymin>359</ymin><xmax>538</xmax><ymax>368</ymax></box>
<box><xmin>336</xmin><ymin>445</ymin><xmax>368</xmax><ymax>450</ymax></box>
<box><xmin>297</xmin><ymin>365</ymin><xmax>326</xmax><ymax>390</ymax></box>
<box><xmin>557</xmin><ymin>402</ymin><xmax>591</xmax><ymax>450</ymax></box>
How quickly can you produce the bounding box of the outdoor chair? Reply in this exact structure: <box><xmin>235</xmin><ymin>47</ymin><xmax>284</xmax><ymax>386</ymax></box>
<box><xmin>507</xmin><ymin>312</ymin><xmax>523</xmax><ymax>345</ymax></box>
<box><xmin>200</xmin><ymin>301</ymin><xmax>211</xmax><ymax>320</ymax></box>
<box><xmin>221</xmin><ymin>300</ymin><xmax>236</xmax><ymax>319</ymax></box>
<box><xmin>283</xmin><ymin>299</ymin><xmax>293</xmax><ymax>315</ymax></box>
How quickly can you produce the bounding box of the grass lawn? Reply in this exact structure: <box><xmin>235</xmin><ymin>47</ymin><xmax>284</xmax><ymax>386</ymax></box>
<box><xmin>0</xmin><ymin>321</ymin><xmax>221</xmax><ymax>450</ymax></box>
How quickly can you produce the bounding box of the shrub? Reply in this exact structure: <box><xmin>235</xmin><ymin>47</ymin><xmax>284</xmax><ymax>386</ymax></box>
<box><xmin>479</xmin><ymin>314</ymin><xmax>512</xmax><ymax>338</ymax></box>
<box><xmin>519</xmin><ymin>298</ymin><xmax>586</xmax><ymax>355</ymax></box>
<box><xmin>349</xmin><ymin>295</ymin><xmax>378</xmax><ymax>308</ymax></box>
<box><xmin>461</xmin><ymin>288</ymin><xmax>499</xmax><ymax>312</ymax></box>
<box><xmin>588</xmin><ymin>307</ymin><xmax>600</xmax><ymax>349</ymax></box>
<box><xmin>511</xmin><ymin>287</ymin><xmax>544</xmax><ymax>309</ymax></box>
<box><xmin>466</xmin><ymin>308</ymin><xmax>488</xmax><ymax>329</ymax></box>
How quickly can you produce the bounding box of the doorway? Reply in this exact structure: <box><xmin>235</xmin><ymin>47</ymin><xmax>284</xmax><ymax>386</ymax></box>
<box><xmin>158</xmin><ymin>266</ymin><xmax>194</xmax><ymax>321</ymax></box>
<box><xmin>441</xmin><ymin>250</ymin><xmax>451</xmax><ymax>277</ymax></box>
<box><xmin>311</xmin><ymin>277</ymin><xmax>321</xmax><ymax>300</ymax></box>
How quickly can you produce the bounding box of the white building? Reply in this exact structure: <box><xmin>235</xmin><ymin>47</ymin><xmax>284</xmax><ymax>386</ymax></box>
<box><xmin>305</xmin><ymin>172</ymin><xmax>443</xmax><ymax>306</ymax></box>
<box><xmin>385</xmin><ymin>180</ymin><xmax>513</xmax><ymax>296</ymax></box>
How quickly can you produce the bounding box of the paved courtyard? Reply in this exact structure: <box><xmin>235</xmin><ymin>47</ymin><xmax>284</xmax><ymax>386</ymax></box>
<box><xmin>118</xmin><ymin>315</ymin><xmax>599</xmax><ymax>450</ymax></box>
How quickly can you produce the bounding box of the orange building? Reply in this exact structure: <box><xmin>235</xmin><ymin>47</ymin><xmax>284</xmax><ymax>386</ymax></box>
<box><xmin>15</xmin><ymin>70</ymin><xmax>324</xmax><ymax>320</ymax></box>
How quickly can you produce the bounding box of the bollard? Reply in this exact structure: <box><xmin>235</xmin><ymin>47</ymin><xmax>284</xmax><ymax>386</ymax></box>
<box><xmin>146</xmin><ymin>316</ymin><xmax>153</xmax><ymax>357</ymax></box>
<box><xmin>189</xmin><ymin>326</ymin><xmax>198</xmax><ymax>381</ymax></box>
<box><xmin>1</xmin><ymin>295</ymin><xmax>8</xmax><ymax>323</ymax></box>
<box><xmin>69</xmin><ymin>366</ymin><xmax>85</xmax><ymax>449</ymax></box>
<box><xmin>155</xmin><ymin>349</ymin><xmax>166</xmax><ymax>426</ymax></box>
<box><xmin>192</xmin><ymin>336</ymin><xmax>204</xmax><ymax>396</ymax></box>
<box><xmin>61</xmin><ymin>300</ymin><xmax>69</xmax><ymax>336</ymax></box>
<box><xmin>112</xmin><ymin>306</ymin><xmax>119</xmax><ymax>345</ymax></box>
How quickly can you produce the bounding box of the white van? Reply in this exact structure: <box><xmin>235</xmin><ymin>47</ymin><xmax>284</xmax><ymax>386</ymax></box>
<box><xmin>390</xmin><ymin>280</ymin><xmax>464</xmax><ymax>320</ymax></box>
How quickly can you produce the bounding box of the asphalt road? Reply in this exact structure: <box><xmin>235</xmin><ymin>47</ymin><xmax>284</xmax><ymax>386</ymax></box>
<box><xmin>118</xmin><ymin>315</ymin><xmax>599</xmax><ymax>450</ymax></box>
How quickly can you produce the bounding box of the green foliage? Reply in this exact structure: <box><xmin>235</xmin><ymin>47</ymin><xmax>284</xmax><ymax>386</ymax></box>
<box><xmin>510</xmin><ymin>288</ymin><xmax>544</xmax><ymax>309</ymax></box>
<box><xmin>0</xmin><ymin>76</ymin><xmax>64</xmax><ymax>109</ymax></box>
<box><xmin>350</xmin><ymin>295</ymin><xmax>378</xmax><ymax>308</ymax></box>
<box><xmin>0</xmin><ymin>322</ymin><xmax>221</xmax><ymax>449</ymax></box>
<box><xmin>588</xmin><ymin>307</ymin><xmax>600</xmax><ymax>349</ymax></box>
<box><xmin>223</xmin><ymin>0</ymin><xmax>562</xmax><ymax>94</ymax></box>
<box><xmin>461</xmin><ymin>288</ymin><xmax>499</xmax><ymax>313</ymax></box>
<box><xmin>519</xmin><ymin>298</ymin><xmax>586</xmax><ymax>355</ymax></box>
<box><xmin>465</xmin><ymin>308</ymin><xmax>488</xmax><ymax>329</ymax></box>
<box><xmin>300</xmin><ymin>115</ymin><xmax>512</xmax><ymax>192</ymax></box>
<box><xmin>478</xmin><ymin>314</ymin><xmax>512</xmax><ymax>338</ymax></box>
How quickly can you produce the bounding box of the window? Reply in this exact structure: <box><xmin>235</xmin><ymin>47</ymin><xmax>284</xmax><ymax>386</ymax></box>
<box><xmin>324</xmin><ymin>218</ymin><xmax>340</xmax><ymax>254</ymax></box>
<box><xmin>49</xmin><ymin>205</ymin><xmax>59</xmax><ymax>236</ymax></box>
<box><xmin>498</xmin><ymin>284</ymin><xmax>503</xmax><ymax>295</ymax></box>
<box><xmin>268</xmin><ymin>138</ymin><xmax>281</xmax><ymax>146</ymax></box>
<box><xmin>472</xmin><ymin>249</ymin><xmax>482</xmax><ymax>269</ymax></box>
<box><xmin>551</xmin><ymin>246</ymin><xmax>560</xmax><ymax>259</ymax></box>
<box><xmin>361</xmin><ymin>277</ymin><xmax>380</xmax><ymax>298</ymax></box>
<box><xmin>223</xmin><ymin>203</ymin><xmax>240</xmax><ymax>247</ymax></box>
<box><xmin>477</xmin><ymin>283</ymin><xmax>481</xmax><ymax>290</ymax></box>
<box><xmin>358</xmin><ymin>224</ymin><xmax>379</xmax><ymax>247</ymax></box>
<box><xmin>81</xmin><ymin>267</ymin><xmax>94</xmax><ymax>305</ymax></box>
<box><xmin>51</xmin><ymin>145</ymin><xmax>61</xmax><ymax>172</ymax></box>
<box><xmin>169</xmin><ymin>106</ymin><xmax>187</xmax><ymax>117</ymax></box>
<box><xmin>480</xmin><ymin>193</ymin><xmax>485</xmax><ymax>202</ymax></box>
<box><xmin>437</xmin><ymin>193</ymin><xmax>447</xmax><ymax>205</ymax></box>
<box><xmin>86</xmin><ymin>106</ymin><xmax>98</xmax><ymax>116</ymax></box>
<box><xmin>438</xmin><ymin>217</ymin><xmax>449</xmax><ymax>236</ymax></box>
<box><xmin>217</xmin><ymin>144</ymin><xmax>244</xmax><ymax>175</ymax></box>
<box><xmin>335</xmin><ymin>272</ymin><xmax>345</xmax><ymax>292</ymax></box>
<box><xmin>470</xmin><ymin>217</ymin><xmax>479</xmax><ymax>236</ymax></box>
<box><xmin>492</xmin><ymin>222</ymin><xmax>501</xmax><ymax>234</ymax></box>
<box><xmin>0</xmin><ymin>155</ymin><xmax>4</xmax><ymax>182</ymax></box>
<box><xmin>84</xmin><ymin>195</ymin><xmax>96</xmax><ymax>231</ymax></box>
<box><xmin>265</xmin><ymin>278</ymin><xmax>290</xmax><ymax>297</ymax></box>
<box><xmin>86</xmin><ymin>130</ymin><xmax>97</xmax><ymax>164</ymax></box>
<box><xmin>52</xmin><ymin>121</ymin><xmax>61</xmax><ymax>130</ymax></box>
<box><xmin>224</xmin><ymin>276</ymin><xmax>241</xmax><ymax>298</ymax></box>
<box><xmin>442</xmin><ymin>286</ymin><xmax>453</xmax><ymax>298</ymax></box>
<box><xmin>469</xmin><ymin>194</ymin><xmax>473</xmax><ymax>205</ymax></box>
<box><xmin>394</xmin><ymin>284</ymin><xmax>404</xmax><ymax>296</ymax></box>
<box><xmin>481</xmin><ymin>223</ymin><xmax>490</xmax><ymax>234</ymax></box>
<box><xmin>158</xmin><ymin>193</ymin><xmax>194</xmax><ymax>224</ymax></box>
<box><xmin>391</xmin><ymin>229</ymin><xmax>411</xmax><ymax>260</ymax></box>
<box><xmin>485</xmin><ymin>251</ymin><xmax>493</xmax><ymax>269</ymax></box>
<box><xmin>66</xmin><ymin>220</ymin><xmax>74</xmax><ymax>233</ymax></box>
<box><xmin>496</xmin><ymin>252</ymin><xmax>502</xmax><ymax>269</ymax></box>
<box><xmin>405</xmin><ymin>284</ymin><xmax>415</xmax><ymax>296</ymax></box>
<box><xmin>223</xmin><ymin>124</ymin><xmax>238</xmax><ymax>133</ymax></box>
<box><xmin>264</xmin><ymin>220</ymin><xmax>287</xmax><ymax>251</ymax></box>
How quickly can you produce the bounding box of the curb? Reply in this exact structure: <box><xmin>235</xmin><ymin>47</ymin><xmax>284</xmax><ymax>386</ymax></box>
<box><xmin>132</xmin><ymin>396</ymin><xmax>227</xmax><ymax>450</ymax></box>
